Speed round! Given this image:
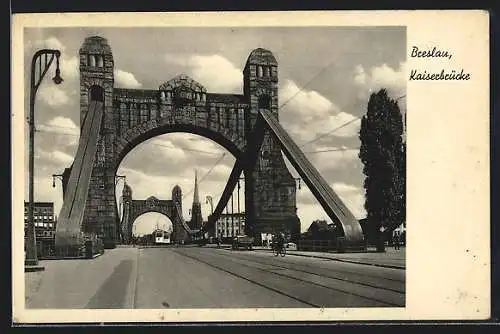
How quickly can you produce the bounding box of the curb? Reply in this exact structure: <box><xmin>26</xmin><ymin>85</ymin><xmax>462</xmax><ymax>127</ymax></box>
<box><xmin>254</xmin><ymin>249</ymin><xmax>405</xmax><ymax>270</ymax></box>
<box><xmin>25</xmin><ymin>265</ymin><xmax>45</xmax><ymax>272</ymax></box>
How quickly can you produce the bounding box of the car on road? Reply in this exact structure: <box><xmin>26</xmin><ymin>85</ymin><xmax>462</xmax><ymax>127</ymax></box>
<box><xmin>231</xmin><ymin>235</ymin><xmax>254</xmax><ymax>250</ymax></box>
<box><xmin>285</xmin><ymin>242</ymin><xmax>297</xmax><ymax>250</ymax></box>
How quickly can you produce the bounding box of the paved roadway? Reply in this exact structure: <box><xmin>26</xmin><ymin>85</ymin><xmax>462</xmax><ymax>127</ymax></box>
<box><xmin>26</xmin><ymin>246</ymin><xmax>405</xmax><ymax>309</ymax></box>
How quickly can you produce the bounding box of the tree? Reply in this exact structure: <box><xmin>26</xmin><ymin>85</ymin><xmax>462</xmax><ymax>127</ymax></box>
<box><xmin>359</xmin><ymin>89</ymin><xmax>405</xmax><ymax>252</ymax></box>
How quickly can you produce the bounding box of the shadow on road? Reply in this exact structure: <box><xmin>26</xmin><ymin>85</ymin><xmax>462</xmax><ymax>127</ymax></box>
<box><xmin>85</xmin><ymin>259</ymin><xmax>134</xmax><ymax>309</ymax></box>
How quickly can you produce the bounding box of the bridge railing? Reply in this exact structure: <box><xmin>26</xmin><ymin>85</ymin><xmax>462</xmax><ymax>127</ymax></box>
<box><xmin>297</xmin><ymin>240</ymin><xmax>337</xmax><ymax>252</ymax></box>
<box><xmin>297</xmin><ymin>238</ymin><xmax>367</xmax><ymax>253</ymax></box>
<box><xmin>38</xmin><ymin>233</ymin><xmax>104</xmax><ymax>259</ymax></box>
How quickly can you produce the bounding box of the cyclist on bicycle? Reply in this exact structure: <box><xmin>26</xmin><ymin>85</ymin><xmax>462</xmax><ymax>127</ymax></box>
<box><xmin>274</xmin><ymin>232</ymin><xmax>285</xmax><ymax>253</ymax></box>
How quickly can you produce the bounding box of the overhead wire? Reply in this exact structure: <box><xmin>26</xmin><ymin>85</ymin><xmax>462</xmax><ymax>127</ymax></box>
<box><xmin>35</xmin><ymin>126</ymin><xmax>224</xmax><ymax>156</ymax></box>
<box><xmin>297</xmin><ymin>94</ymin><xmax>407</xmax><ymax>152</ymax></box>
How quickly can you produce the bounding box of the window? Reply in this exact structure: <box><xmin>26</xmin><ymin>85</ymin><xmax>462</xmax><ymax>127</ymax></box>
<box><xmin>258</xmin><ymin>66</ymin><xmax>263</xmax><ymax>77</ymax></box>
<box><xmin>264</xmin><ymin>67</ymin><xmax>270</xmax><ymax>77</ymax></box>
<box><xmin>90</xmin><ymin>85</ymin><xmax>104</xmax><ymax>102</ymax></box>
<box><xmin>89</xmin><ymin>55</ymin><xmax>96</xmax><ymax>67</ymax></box>
<box><xmin>140</xmin><ymin>104</ymin><xmax>148</xmax><ymax>122</ymax></box>
<box><xmin>258</xmin><ymin>95</ymin><xmax>271</xmax><ymax>109</ymax></box>
<box><xmin>97</xmin><ymin>55</ymin><xmax>104</xmax><ymax>67</ymax></box>
<box><xmin>150</xmin><ymin>106</ymin><xmax>157</xmax><ymax>120</ymax></box>
<box><xmin>219</xmin><ymin>108</ymin><xmax>225</xmax><ymax>126</ymax></box>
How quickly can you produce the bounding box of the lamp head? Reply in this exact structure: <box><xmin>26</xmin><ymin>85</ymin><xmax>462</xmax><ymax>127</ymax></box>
<box><xmin>52</xmin><ymin>68</ymin><xmax>63</xmax><ymax>85</ymax></box>
<box><xmin>52</xmin><ymin>53</ymin><xmax>63</xmax><ymax>85</ymax></box>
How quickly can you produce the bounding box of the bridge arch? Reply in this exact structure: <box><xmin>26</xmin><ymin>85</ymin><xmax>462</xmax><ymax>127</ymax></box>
<box><xmin>131</xmin><ymin>212</ymin><xmax>173</xmax><ymax>236</ymax></box>
<box><xmin>122</xmin><ymin>195</ymin><xmax>179</xmax><ymax>243</ymax></box>
<box><xmin>113</xmin><ymin>123</ymin><xmax>244</xmax><ymax>173</ymax></box>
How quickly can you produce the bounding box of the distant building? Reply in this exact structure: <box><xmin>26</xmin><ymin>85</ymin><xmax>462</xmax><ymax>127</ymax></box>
<box><xmin>215</xmin><ymin>212</ymin><xmax>245</xmax><ymax>238</ymax></box>
<box><xmin>24</xmin><ymin>202</ymin><xmax>57</xmax><ymax>254</ymax></box>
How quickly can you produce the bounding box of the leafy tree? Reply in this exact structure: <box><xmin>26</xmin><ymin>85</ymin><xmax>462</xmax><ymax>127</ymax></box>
<box><xmin>359</xmin><ymin>89</ymin><xmax>405</xmax><ymax>252</ymax></box>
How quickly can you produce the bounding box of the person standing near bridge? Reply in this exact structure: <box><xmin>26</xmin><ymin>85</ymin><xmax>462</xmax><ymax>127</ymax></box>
<box><xmin>393</xmin><ymin>232</ymin><xmax>400</xmax><ymax>250</ymax></box>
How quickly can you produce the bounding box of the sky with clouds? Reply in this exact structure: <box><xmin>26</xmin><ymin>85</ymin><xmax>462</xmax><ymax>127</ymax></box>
<box><xmin>23</xmin><ymin>27</ymin><xmax>406</xmax><ymax>236</ymax></box>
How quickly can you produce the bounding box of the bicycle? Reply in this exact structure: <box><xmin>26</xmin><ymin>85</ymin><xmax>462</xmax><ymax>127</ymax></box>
<box><xmin>272</xmin><ymin>243</ymin><xmax>286</xmax><ymax>257</ymax></box>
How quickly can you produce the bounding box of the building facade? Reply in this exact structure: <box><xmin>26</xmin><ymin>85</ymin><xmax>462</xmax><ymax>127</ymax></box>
<box><xmin>215</xmin><ymin>212</ymin><xmax>245</xmax><ymax>238</ymax></box>
<box><xmin>24</xmin><ymin>202</ymin><xmax>57</xmax><ymax>252</ymax></box>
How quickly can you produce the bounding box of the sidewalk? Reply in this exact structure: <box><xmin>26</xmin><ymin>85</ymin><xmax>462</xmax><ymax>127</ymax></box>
<box><xmin>25</xmin><ymin>247</ymin><xmax>138</xmax><ymax>309</ymax></box>
<box><xmin>206</xmin><ymin>244</ymin><xmax>405</xmax><ymax>269</ymax></box>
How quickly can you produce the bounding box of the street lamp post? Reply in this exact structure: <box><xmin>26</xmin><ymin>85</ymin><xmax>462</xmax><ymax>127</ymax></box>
<box><xmin>205</xmin><ymin>196</ymin><xmax>214</xmax><ymax>239</ymax></box>
<box><xmin>237</xmin><ymin>178</ymin><xmax>241</xmax><ymax>215</ymax></box>
<box><xmin>52</xmin><ymin>174</ymin><xmax>64</xmax><ymax>188</ymax></box>
<box><xmin>26</xmin><ymin>49</ymin><xmax>63</xmax><ymax>266</ymax></box>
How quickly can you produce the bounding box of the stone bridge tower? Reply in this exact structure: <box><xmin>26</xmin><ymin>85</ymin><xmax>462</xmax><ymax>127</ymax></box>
<box><xmin>79</xmin><ymin>36</ymin><xmax>118</xmax><ymax>247</ymax></box>
<box><xmin>244</xmin><ymin>49</ymin><xmax>301</xmax><ymax>242</ymax></box>
<box><xmin>121</xmin><ymin>182</ymin><xmax>132</xmax><ymax>242</ymax></box>
<box><xmin>172</xmin><ymin>185</ymin><xmax>188</xmax><ymax>242</ymax></box>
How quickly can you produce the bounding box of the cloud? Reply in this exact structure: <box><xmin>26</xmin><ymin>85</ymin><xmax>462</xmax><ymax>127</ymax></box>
<box><xmin>332</xmin><ymin>182</ymin><xmax>366</xmax><ymax>219</ymax></box>
<box><xmin>353</xmin><ymin>61</ymin><xmax>407</xmax><ymax>100</ymax></box>
<box><xmin>279</xmin><ymin>80</ymin><xmax>360</xmax><ymax>144</ymax></box>
<box><xmin>59</xmin><ymin>56</ymin><xmax>79</xmax><ymax>81</ymax></box>
<box><xmin>33</xmin><ymin>148</ymin><xmax>75</xmax><ymax>183</ymax></box>
<box><xmin>37</xmin><ymin>85</ymin><xmax>70</xmax><ymax>107</ymax></box>
<box><xmin>165</xmin><ymin>53</ymin><xmax>242</xmax><ymax>93</ymax></box>
<box><xmin>158</xmin><ymin>134</ymin><xmax>224</xmax><ymax>156</ymax></box>
<box><xmin>279</xmin><ymin>80</ymin><xmax>336</xmax><ymax>121</ymax></box>
<box><xmin>114</xmin><ymin>69</ymin><xmax>142</xmax><ymax>88</ymax></box>
<box><xmin>43</xmin><ymin>37</ymin><xmax>66</xmax><ymax>51</ymax></box>
<box><xmin>36</xmin><ymin>116</ymin><xmax>79</xmax><ymax>149</ymax></box>
<box><xmin>50</xmin><ymin>150</ymin><xmax>74</xmax><ymax>165</ymax></box>
<box><xmin>47</xmin><ymin>116</ymin><xmax>79</xmax><ymax>132</ymax></box>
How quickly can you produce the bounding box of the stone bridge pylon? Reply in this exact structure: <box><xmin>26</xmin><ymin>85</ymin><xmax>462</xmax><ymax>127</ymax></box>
<box><xmin>120</xmin><ymin>183</ymin><xmax>189</xmax><ymax>244</ymax></box>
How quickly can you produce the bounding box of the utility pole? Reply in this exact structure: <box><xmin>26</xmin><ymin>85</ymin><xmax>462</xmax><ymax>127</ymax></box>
<box><xmin>231</xmin><ymin>193</ymin><xmax>234</xmax><ymax>237</ymax></box>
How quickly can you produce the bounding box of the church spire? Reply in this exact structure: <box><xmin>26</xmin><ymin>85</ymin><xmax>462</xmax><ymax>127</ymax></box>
<box><xmin>193</xmin><ymin>169</ymin><xmax>200</xmax><ymax>204</ymax></box>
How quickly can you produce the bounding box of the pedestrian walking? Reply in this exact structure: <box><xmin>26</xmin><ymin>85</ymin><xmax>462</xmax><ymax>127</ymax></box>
<box><xmin>393</xmin><ymin>232</ymin><xmax>400</xmax><ymax>250</ymax></box>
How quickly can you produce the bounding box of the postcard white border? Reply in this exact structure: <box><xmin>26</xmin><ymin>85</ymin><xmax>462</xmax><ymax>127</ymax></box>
<box><xmin>12</xmin><ymin>10</ymin><xmax>490</xmax><ymax>323</ymax></box>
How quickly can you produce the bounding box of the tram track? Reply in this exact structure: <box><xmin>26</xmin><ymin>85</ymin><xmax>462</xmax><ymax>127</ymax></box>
<box><xmin>211</xmin><ymin>248</ymin><xmax>404</xmax><ymax>293</ymax></box>
<box><xmin>170</xmin><ymin>248</ymin><xmax>320</xmax><ymax>307</ymax></box>
<box><xmin>171</xmin><ymin>247</ymin><xmax>404</xmax><ymax>307</ymax></box>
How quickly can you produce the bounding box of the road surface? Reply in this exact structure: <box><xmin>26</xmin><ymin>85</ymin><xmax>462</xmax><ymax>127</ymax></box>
<box><xmin>26</xmin><ymin>246</ymin><xmax>405</xmax><ymax>309</ymax></box>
